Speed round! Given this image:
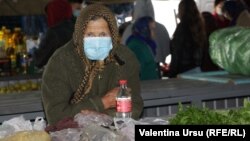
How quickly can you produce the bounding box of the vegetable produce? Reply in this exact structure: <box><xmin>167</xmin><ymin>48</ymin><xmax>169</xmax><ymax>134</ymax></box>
<box><xmin>169</xmin><ymin>100</ymin><xmax>250</xmax><ymax>125</ymax></box>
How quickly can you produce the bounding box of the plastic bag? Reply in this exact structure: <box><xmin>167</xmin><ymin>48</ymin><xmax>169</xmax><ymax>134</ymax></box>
<box><xmin>75</xmin><ymin>111</ymin><xmax>127</xmax><ymax>140</ymax></box>
<box><xmin>113</xmin><ymin>117</ymin><xmax>169</xmax><ymax>141</ymax></box>
<box><xmin>50</xmin><ymin>128</ymin><xmax>82</xmax><ymax>141</ymax></box>
<box><xmin>209</xmin><ymin>27</ymin><xmax>250</xmax><ymax>76</ymax></box>
<box><xmin>33</xmin><ymin>117</ymin><xmax>46</xmax><ymax>131</ymax></box>
<box><xmin>0</xmin><ymin>115</ymin><xmax>47</xmax><ymax>139</ymax></box>
<box><xmin>0</xmin><ymin>125</ymin><xmax>15</xmax><ymax>139</ymax></box>
<box><xmin>79</xmin><ymin>123</ymin><xmax>128</xmax><ymax>141</ymax></box>
<box><xmin>49</xmin><ymin>111</ymin><xmax>127</xmax><ymax>141</ymax></box>
<box><xmin>74</xmin><ymin>111</ymin><xmax>113</xmax><ymax>127</ymax></box>
<box><xmin>0</xmin><ymin>115</ymin><xmax>33</xmax><ymax>139</ymax></box>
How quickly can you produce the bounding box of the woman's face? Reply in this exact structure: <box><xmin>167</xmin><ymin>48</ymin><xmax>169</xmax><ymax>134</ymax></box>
<box><xmin>215</xmin><ymin>2</ymin><xmax>223</xmax><ymax>15</ymax></box>
<box><xmin>149</xmin><ymin>21</ymin><xmax>156</xmax><ymax>39</ymax></box>
<box><xmin>84</xmin><ymin>18</ymin><xmax>111</xmax><ymax>37</ymax></box>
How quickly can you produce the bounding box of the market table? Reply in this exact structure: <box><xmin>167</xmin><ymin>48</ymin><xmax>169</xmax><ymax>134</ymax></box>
<box><xmin>141</xmin><ymin>78</ymin><xmax>250</xmax><ymax>116</ymax></box>
<box><xmin>1</xmin><ymin>77</ymin><xmax>250</xmax><ymax>123</ymax></box>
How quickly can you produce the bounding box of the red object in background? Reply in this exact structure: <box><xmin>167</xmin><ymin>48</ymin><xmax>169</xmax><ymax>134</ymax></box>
<box><xmin>160</xmin><ymin>63</ymin><xmax>169</xmax><ymax>72</ymax></box>
<box><xmin>46</xmin><ymin>0</ymin><xmax>72</xmax><ymax>28</ymax></box>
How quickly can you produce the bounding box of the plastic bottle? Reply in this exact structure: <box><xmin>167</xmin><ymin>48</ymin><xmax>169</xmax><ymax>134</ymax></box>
<box><xmin>116</xmin><ymin>79</ymin><xmax>132</xmax><ymax>119</ymax></box>
<box><xmin>0</xmin><ymin>31</ymin><xmax>7</xmax><ymax>58</ymax></box>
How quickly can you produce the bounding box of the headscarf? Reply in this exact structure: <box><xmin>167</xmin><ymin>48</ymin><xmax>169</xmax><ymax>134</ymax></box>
<box><xmin>133</xmin><ymin>0</ymin><xmax>155</xmax><ymax>20</ymax></box>
<box><xmin>71</xmin><ymin>4</ymin><xmax>119</xmax><ymax>104</ymax></box>
<box><xmin>46</xmin><ymin>0</ymin><xmax>72</xmax><ymax>27</ymax></box>
<box><xmin>127</xmin><ymin>16</ymin><xmax>156</xmax><ymax>55</ymax></box>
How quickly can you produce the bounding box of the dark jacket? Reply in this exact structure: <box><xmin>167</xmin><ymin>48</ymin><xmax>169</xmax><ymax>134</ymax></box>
<box><xmin>33</xmin><ymin>20</ymin><xmax>74</xmax><ymax>68</ymax></box>
<box><xmin>42</xmin><ymin>40</ymin><xmax>144</xmax><ymax>125</ymax></box>
<box><xmin>168</xmin><ymin>23</ymin><xmax>202</xmax><ymax>78</ymax></box>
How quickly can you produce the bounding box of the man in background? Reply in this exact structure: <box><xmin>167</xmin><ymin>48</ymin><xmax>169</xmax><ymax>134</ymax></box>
<box><xmin>68</xmin><ymin>0</ymin><xmax>84</xmax><ymax>24</ymax></box>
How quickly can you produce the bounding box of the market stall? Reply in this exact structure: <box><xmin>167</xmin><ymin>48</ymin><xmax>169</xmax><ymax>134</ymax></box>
<box><xmin>1</xmin><ymin>75</ymin><xmax>250</xmax><ymax>123</ymax></box>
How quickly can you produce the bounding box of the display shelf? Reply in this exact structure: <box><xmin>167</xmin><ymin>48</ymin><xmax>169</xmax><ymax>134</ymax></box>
<box><xmin>0</xmin><ymin>73</ymin><xmax>42</xmax><ymax>82</ymax></box>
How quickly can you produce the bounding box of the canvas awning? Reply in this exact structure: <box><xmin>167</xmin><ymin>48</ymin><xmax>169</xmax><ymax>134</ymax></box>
<box><xmin>0</xmin><ymin>0</ymin><xmax>49</xmax><ymax>16</ymax></box>
<box><xmin>86</xmin><ymin>0</ymin><xmax>135</xmax><ymax>4</ymax></box>
<box><xmin>0</xmin><ymin>0</ymin><xmax>135</xmax><ymax>16</ymax></box>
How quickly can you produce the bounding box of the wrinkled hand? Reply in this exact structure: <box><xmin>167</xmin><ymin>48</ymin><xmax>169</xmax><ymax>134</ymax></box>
<box><xmin>101</xmin><ymin>87</ymin><xmax>132</xmax><ymax>110</ymax></box>
<box><xmin>102</xmin><ymin>87</ymin><xmax>119</xmax><ymax>109</ymax></box>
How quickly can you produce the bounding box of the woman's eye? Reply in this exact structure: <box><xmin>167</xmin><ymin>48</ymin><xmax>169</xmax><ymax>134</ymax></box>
<box><xmin>84</xmin><ymin>32</ymin><xmax>110</xmax><ymax>37</ymax></box>
<box><xmin>85</xmin><ymin>33</ymin><xmax>94</xmax><ymax>37</ymax></box>
<box><xmin>99</xmin><ymin>32</ymin><xmax>109</xmax><ymax>37</ymax></box>
<box><xmin>99</xmin><ymin>33</ymin><xmax>105</xmax><ymax>37</ymax></box>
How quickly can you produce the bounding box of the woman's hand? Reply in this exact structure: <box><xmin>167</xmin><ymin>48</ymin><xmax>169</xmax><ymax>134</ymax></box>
<box><xmin>101</xmin><ymin>87</ymin><xmax>132</xmax><ymax>109</ymax></box>
<box><xmin>102</xmin><ymin>87</ymin><xmax>119</xmax><ymax>109</ymax></box>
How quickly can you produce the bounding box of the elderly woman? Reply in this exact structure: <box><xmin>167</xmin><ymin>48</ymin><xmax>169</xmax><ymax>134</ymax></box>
<box><xmin>42</xmin><ymin>4</ymin><xmax>144</xmax><ymax>125</ymax></box>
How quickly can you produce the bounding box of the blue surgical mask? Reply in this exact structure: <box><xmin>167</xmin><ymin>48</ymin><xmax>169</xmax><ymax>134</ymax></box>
<box><xmin>83</xmin><ymin>37</ymin><xmax>113</xmax><ymax>60</ymax></box>
<box><xmin>73</xmin><ymin>9</ymin><xmax>81</xmax><ymax>17</ymax></box>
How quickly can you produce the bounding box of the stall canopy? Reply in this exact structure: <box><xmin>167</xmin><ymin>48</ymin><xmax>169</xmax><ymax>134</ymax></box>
<box><xmin>0</xmin><ymin>0</ymin><xmax>135</xmax><ymax>16</ymax></box>
<box><xmin>0</xmin><ymin>0</ymin><xmax>49</xmax><ymax>16</ymax></box>
<box><xmin>86</xmin><ymin>0</ymin><xmax>135</xmax><ymax>4</ymax></box>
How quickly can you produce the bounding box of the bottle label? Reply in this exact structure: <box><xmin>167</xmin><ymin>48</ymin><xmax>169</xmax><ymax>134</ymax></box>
<box><xmin>116</xmin><ymin>97</ymin><xmax>132</xmax><ymax>113</ymax></box>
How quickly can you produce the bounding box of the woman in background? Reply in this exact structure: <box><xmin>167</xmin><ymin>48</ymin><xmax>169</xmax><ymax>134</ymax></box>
<box><xmin>126</xmin><ymin>16</ymin><xmax>160</xmax><ymax>80</ymax></box>
<box><xmin>212</xmin><ymin>0</ymin><xmax>230</xmax><ymax>29</ymax></box>
<box><xmin>200</xmin><ymin>12</ymin><xmax>221</xmax><ymax>72</ymax></box>
<box><xmin>168</xmin><ymin>0</ymin><xmax>206</xmax><ymax>78</ymax></box>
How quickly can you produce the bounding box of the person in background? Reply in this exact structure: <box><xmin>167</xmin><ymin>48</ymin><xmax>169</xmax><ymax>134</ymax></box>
<box><xmin>126</xmin><ymin>16</ymin><xmax>160</xmax><ymax>80</ymax></box>
<box><xmin>118</xmin><ymin>21</ymin><xmax>131</xmax><ymax>43</ymax></box>
<box><xmin>242</xmin><ymin>0</ymin><xmax>250</xmax><ymax>11</ymax></box>
<box><xmin>167</xmin><ymin>0</ymin><xmax>206</xmax><ymax>78</ymax></box>
<box><xmin>222</xmin><ymin>0</ymin><xmax>250</xmax><ymax>27</ymax></box>
<box><xmin>42</xmin><ymin>4</ymin><xmax>143</xmax><ymax>125</ymax></box>
<box><xmin>68</xmin><ymin>0</ymin><xmax>84</xmax><ymax>24</ymax></box>
<box><xmin>33</xmin><ymin>0</ymin><xmax>74</xmax><ymax>69</ymax></box>
<box><xmin>121</xmin><ymin>0</ymin><xmax>170</xmax><ymax>78</ymax></box>
<box><xmin>212</xmin><ymin>0</ymin><xmax>230</xmax><ymax>28</ymax></box>
<box><xmin>22</xmin><ymin>15</ymin><xmax>47</xmax><ymax>37</ymax></box>
<box><xmin>200</xmin><ymin>12</ymin><xmax>221</xmax><ymax>72</ymax></box>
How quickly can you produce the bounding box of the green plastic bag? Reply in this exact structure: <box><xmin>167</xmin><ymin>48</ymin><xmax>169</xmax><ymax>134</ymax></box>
<box><xmin>209</xmin><ymin>27</ymin><xmax>250</xmax><ymax>76</ymax></box>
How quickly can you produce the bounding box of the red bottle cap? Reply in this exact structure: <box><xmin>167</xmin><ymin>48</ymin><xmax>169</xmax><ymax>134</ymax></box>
<box><xmin>119</xmin><ymin>80</ymin><xmax>127</xmax><ymax>85</ymax></box>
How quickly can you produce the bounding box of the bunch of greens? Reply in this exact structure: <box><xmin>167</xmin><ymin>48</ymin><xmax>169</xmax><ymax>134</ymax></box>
<box><xmin>169</xmin><ymin>99</ymin><xmax>250</xmax><ymax>125</ymax></box>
